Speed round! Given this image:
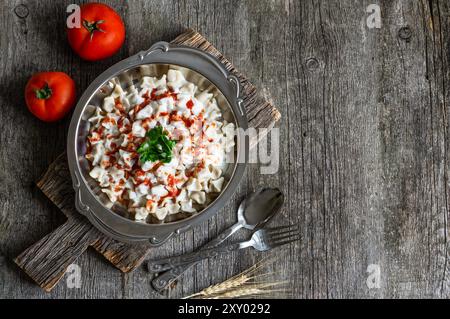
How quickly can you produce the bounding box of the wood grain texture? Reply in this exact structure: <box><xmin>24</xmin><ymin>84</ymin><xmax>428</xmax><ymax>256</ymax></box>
<box><xmin>14</xmin><ymin>153</ymin><xmax>151</xmax><ymax>291</ymax></box>
<box><xmin>14</xmin><ymin>217</ymin><xmax>98</xmax><ymax>292</ymax></box>
<box><xmin>1</xmin><ymin>0</ymin><xmax>450</xmax><ymax>299</ymax></box>
<box><xmin>34</xmin><ymin>152</ymin><xmax>152</xmax><ymax>273</ymax></box>
<box><xmin>12</xmin><ymin>27</ymin><xmax>280</xmax><ymax>292</ymax></box>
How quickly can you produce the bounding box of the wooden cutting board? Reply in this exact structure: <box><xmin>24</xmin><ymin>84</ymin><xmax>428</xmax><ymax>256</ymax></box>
<box><xmin>14</xmin><ymin>29</ymin><xmax>281</xmax><ymax>292</ymax></box>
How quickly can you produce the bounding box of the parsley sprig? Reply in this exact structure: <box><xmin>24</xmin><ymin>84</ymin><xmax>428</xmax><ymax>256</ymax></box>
<box><xmin>137</xmin><ymin>126</ymin><xmax>177</xmax><ymax>163</ymax></box>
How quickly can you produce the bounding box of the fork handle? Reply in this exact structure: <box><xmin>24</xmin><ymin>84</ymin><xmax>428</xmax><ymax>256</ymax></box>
<box><xmin>149</xmin><ymin>223</ymin><xmax>244</xmax><ymax>291</ymax></box>
<box><xmin>149</xmin><ymin>241</ymin><xmax>250</xmax><ymax>274</ymax></box>
<box><xmin>148</xmin><ymin>222</ymin><xmax>243</xmax><ymax>274</ymax></box>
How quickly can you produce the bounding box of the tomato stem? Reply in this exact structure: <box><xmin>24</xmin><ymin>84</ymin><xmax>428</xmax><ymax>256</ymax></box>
<box><xmin>82</xmin><ymin>19</ymin><xmax>105</xmax><ymax>41</ymax></box>
<box><xmin>35</xmin><ymin>83</ymin><xmax>52</xmax><ymax>100</ymax></box>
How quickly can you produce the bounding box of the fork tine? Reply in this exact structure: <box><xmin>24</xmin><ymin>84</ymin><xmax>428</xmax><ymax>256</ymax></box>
<box><xmin>266</xmin><ymin>223</ymin><xmax>300</xmax><ymax>235</ymax></box>
<box><xmin>267</xmin><ymin>233</ymin><xmax>300</xmax><ymax>245</ymax></box>
<box><xmin>268</xmin><ymin>231</ymin><xmax>300</xmax><ymax>243</ymax></box>
<box><xmin>269</xmin><ymin>236</ymin><xmax>301</xmax><ymax>248</ymax></box>
<box><xmin>267</xmin><ymin>226</ymin><xmax>300</xmax><ymax>238</ymax></box>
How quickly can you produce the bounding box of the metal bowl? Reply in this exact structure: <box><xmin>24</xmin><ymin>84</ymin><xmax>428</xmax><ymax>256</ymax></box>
<box><xmin>67</xmin><ymin>42</ymin><xmax>248</xmax><ymax>245</ymax></box>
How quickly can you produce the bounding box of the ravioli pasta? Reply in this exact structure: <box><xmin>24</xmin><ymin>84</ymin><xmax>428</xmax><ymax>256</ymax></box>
<box><xmin>85</xmin><ymin>69</ymin><xmax>235</xmax><ymax>223</ymax></box>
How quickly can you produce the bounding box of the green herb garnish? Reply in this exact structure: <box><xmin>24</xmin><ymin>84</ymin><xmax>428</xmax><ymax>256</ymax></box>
<box><xmin>137</xmin><ymin>126</ymin><xmax>177</xmax><ymax>163</ymax></box>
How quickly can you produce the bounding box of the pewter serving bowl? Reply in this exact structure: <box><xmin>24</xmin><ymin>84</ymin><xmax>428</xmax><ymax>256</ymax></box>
<box><xmin>67</xmin><ymin>42</ymin><xmax>248</xmax><ymax>245</ymax></box>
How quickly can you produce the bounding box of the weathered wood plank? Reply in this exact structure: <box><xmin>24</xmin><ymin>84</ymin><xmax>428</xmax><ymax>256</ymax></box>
<box><xmin>14</xmin><ymin>217</ymin><xmax>98</xmax><ymax>292</ymax></box>
<box><xmin>0</xmin><ymin>0</ymin><xmax>126</xmax><ymax>299</ymax></box>
<box><xmin>1</xmin><ymin>0</ymin><xmax>449</xmax><ymax>299</ymax></box>
<box><xmin>271</xmin><ymin>0</ymin><xmax>449</xmax><ymax>298</ymax></box>
<box><xmin>12</xmin><ymin>26</ymin><xmax>280</xmax><ymax>295</ymax></box>
<box><xmin>34</xmin><ymin>152</ymin><xmax>151</xmax><ymax>274</ymax></box>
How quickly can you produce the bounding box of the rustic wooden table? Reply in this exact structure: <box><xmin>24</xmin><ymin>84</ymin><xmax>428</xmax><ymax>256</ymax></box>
<box><xmin>1</xmin><ymin>0</ymin><xmax>449</xmax><ymax>299</ymax></box>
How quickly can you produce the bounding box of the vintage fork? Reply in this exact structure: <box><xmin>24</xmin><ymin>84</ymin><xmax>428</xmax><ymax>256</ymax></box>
<box><xmin>147</xmin><ymin>224</ymin><xmax>300</xmax><ymax>272</ymax></box>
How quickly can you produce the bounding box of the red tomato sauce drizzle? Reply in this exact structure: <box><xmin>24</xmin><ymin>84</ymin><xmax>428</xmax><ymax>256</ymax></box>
<box><xmin>85</xmin><ymin>86</ymin><xmax>213</xmax><ymax>210</ymax></box>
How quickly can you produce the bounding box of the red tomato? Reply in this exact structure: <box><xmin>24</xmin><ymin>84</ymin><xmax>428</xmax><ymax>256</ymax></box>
<box><xmin>25</xmin><ymin>72</ymin><xmax>76</xmax><ymax>122</ymax></box>
<box><xmin>67</xmin><ymin>3</ymin><xmax>125</xmax><ymax>61</ymax></box>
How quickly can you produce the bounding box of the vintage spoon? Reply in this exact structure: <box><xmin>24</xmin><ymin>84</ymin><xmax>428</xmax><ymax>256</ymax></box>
<box><xmin>149</xmin><ymin>187</ymin><xmax>284</xmax><ymax>291</ymax></box>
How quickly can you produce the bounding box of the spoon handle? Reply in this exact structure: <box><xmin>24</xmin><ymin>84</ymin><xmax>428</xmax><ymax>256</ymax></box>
<box><xmin>148</xmin><ymin>222</ymin><xmax>243</xmax><ymax>290</ymax></box>
<box><xmin>148</xmin><ymin>222</ymin><xmax>242</xmax><ymax>273</ymax></box>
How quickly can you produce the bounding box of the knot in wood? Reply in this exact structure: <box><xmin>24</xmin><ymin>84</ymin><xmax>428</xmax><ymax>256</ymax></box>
<box><xmin>306</xmin><ymin>57</ymin><xmax>320</xmax><ymax>71</ymax></box>
<box><xmin>14</xmin><ymin>4</ymin><xmax>29</xmax><ymax>19</ymax></box>
<box><xmin>398</xmin><ymin>26</ymin><xmax>412</xmax><ymax>41</ymax></box>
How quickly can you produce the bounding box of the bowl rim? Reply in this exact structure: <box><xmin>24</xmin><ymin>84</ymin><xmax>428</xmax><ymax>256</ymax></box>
<box><xmin>67</xmin><ymin>42</ymin><xmax>249</xmax><ymax>243</ymax></box>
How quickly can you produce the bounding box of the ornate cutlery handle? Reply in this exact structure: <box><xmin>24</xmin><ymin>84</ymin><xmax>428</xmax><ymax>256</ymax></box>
<box><xmin>149</xmin><ymin>244</ymin><xmax>237</xmax><ymax>272</ymax></box>
<box><xmin>147</xmin><ymin>222</ymin><xmax>243</xmax><ymax>274</ymax></box>
<box><xmin>151</xmin><ymin>242</ymin><xmax>247</xmax><ymax>290</ymax></box>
